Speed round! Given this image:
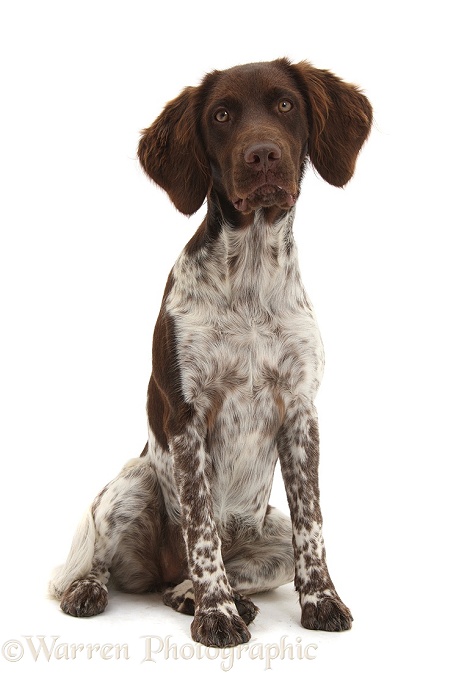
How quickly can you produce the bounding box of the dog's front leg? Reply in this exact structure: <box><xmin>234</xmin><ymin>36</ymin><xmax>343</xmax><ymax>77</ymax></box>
<box><xmin>170</xmin><ymin>420</ymin><xmax>257</xmax><ymax>647</ymax></box>
<box><xmin>277</xmin><ymin>399</ymin><xmax>353</xmax><ymax>631</ymax></box>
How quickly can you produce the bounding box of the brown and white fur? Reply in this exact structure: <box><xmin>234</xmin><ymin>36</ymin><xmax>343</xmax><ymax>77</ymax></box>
<box><xmin>49</xmin><ymin>58</ymin><xmax>372</xmax><ymax>648</ymax></box>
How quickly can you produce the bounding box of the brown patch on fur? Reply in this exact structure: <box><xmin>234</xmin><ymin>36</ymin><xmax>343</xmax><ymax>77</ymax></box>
<box><xmin>148</xmin><ymin>275</ymin><xmax>195</xmax><ymax>447</ymax></box>
<box><xmin>159</xmin><ymin>521</ymin><xmax>188</xmax><ymax>584</ymax></box>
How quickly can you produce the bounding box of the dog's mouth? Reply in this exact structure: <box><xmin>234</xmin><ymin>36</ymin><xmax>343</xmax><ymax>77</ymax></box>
<box><xmin>232</xmin><ymin>184</ymin><xmax>297</xmax><ymax>212</ymax></box>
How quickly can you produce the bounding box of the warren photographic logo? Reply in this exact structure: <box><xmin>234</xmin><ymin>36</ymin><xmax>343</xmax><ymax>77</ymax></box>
<box><xmin>2</xmin><ymin>634</ymin><xmax>318</xmax><ymax>670</ymax></box>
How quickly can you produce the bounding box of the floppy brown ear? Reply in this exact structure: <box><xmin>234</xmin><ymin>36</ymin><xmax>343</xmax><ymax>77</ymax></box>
<box><xmin>138</xmin><ymin>86</ymin><xmax>211</xmax><ymax>215</ymax></box>
<box><xmin>290</xmin><ymin>61</ymin><xmax>373</xmax><ymax>187</ymax></box>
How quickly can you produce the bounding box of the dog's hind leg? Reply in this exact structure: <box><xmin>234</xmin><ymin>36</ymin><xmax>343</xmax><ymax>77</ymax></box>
<box><xmin>224</xmin><ymin>507</ymin><xmax>295</xmax><ymax>595</ymax></box>
<box><xmin>49</xmin><ymin>454</ymin><xmax>162</xmax><ymax>617</ymax></box>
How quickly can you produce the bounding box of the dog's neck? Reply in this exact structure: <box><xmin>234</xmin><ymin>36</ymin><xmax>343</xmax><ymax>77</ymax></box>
<box><xmin>174</xmin><ymin>203</ymin><xmax>304</xmax><ymax>314</ymax></box>
<box><xmin>221</xmin><ymin>209</ymin><xmax>302</xmax><ymax>311</ymax></box>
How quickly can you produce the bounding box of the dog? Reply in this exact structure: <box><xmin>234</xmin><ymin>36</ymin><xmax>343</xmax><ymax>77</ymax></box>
<box><xmin>49</xmin><ymin>58</ymin><xmax>372</xmax><ymax>648</ymax></box>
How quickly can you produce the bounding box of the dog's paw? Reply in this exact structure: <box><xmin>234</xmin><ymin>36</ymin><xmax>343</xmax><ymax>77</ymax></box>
<box><xmin>191</xmin><ymin>609</ymin><xmax>251</xmax><ymax>647</ymax></box>
<box><xmin>232</xmin><ymin>592</ymin><xmax>259</xmax><ymax>626</ymax></box>
<box><xmin>163</xmin><ymin>579</ymin><xmax>195</xmax><ymax>615</ymax></box>
<box><xmin>163</xmin><ymin>582</ymin><xmax>259</xmax><ymax>628</ymax></box>
<box><xmin>301</xmin><ymin>595</ymin><xmax>353</xmax><ymax>632</ymax></box>
<box><xmin>60</xmin><ymin>578</ymin><xmax>108</xmax><ymax>618</ymax></box>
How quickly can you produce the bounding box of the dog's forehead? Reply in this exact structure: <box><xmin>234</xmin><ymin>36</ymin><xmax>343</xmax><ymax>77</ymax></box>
<box><xmin>203</xmin><ymin>61</ymin><xmax>297</xmax><ymax>101</ymax></box>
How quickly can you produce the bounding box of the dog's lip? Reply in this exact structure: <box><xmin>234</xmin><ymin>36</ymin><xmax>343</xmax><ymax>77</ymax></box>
<box><xmin>232</xmin><ymin>185</ymin><xmax>297</xmax><ymax>212</ymax></box>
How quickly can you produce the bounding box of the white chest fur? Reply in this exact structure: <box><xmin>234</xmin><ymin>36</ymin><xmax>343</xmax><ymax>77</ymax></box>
<box><xmin>165</xmin><ymin>209</ymin><xmax>324</xmax><ymax>525</ymax></box>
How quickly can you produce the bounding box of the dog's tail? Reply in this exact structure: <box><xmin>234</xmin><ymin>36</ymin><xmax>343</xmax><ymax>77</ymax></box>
<box><xmin>48</xmin><ymin>508</ymin><xmax>96</xmax><ymax>599</ymax></box>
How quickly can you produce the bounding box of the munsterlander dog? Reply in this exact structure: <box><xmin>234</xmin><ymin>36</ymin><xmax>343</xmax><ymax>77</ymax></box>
<box><xmin>49</xmin><ymin>58</ymin><xmax>372</xmax><ymax>647</ymax></box>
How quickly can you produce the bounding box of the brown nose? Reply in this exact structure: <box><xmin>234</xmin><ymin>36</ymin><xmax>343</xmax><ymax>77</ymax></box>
<box><xmin>244</xmin><ymin>142</ymin><xmax>281</xmax><ymax>171</ymax></box>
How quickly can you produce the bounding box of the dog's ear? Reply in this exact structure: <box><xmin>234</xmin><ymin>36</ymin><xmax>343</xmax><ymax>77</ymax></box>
<box><xmin>290</xmin><ymin>61</ymin><xmax>372</xmax><ymax>187</ymax></box>
<box><xmin>138</xmin><ymin>86</ymin><xmax>211</xmax><ymax>215</ymax></box>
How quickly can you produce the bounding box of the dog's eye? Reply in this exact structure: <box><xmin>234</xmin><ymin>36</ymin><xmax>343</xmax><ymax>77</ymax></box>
<box><xmin>214</xmin><ymin>109</ymin><xmax>230</xmax><ymax>123</ymax></box>
<box><xmin>278</xmin><ymin>99</ymin><xmax>293</xmax><ymax>113</ymax></box>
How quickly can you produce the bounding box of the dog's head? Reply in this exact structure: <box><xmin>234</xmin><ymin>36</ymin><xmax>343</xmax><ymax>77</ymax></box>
<box><xmin>138</xmin><ymin>59</ymin><xmax>372</xmax><ymax>218</ymax></box>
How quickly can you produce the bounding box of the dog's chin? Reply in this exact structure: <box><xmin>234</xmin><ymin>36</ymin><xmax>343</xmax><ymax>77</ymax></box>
<box><xmin>232</xmin><ymin>185</ymin><xmax>297</xmax><ymax>213</ymax></box>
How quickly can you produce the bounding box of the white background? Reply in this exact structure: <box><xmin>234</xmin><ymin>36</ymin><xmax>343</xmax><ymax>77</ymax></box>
<box><xmin>0</xmin><ymin>1</ymin><xmax>454</xmax><ymax>672</ymax></box>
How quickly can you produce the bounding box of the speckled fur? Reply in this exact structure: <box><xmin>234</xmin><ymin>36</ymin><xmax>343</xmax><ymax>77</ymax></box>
<box><xmin>50</xmin><ymin>58</ymin><xmax>371</xmax><ymax>647</ymax></box>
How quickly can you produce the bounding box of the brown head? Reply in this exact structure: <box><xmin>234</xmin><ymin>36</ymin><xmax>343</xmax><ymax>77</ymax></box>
<box><xmin>138</xmin><ymin>58</ymin><xmax>372</xmax><ymax>221</ymax></box>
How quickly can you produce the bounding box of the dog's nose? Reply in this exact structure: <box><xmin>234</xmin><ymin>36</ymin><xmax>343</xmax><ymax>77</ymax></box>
<box><xmin>244</xmin><ymin>142</ymin><xmax>281</xmax><ymax>171</ymax></box>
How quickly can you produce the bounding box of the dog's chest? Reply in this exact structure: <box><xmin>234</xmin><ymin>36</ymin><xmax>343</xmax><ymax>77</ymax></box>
<box><xmin>163</xmin><ymin>216</ymin><xmax>324</xmax><ymax>522</ymax></box>
<box><xmin>176</xmin><ymin>305</ymin><xmax>320</xmax><ymax>401</ymax></box>
<box><xmin>168</xmin><ymin>216</ymin><xmax>324</xmax><ymax>409</ymax></box>
<box><xmin>174</xmin><ymin>300</ymin><xmax>322</xmax><ymax>521</ymax></box>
